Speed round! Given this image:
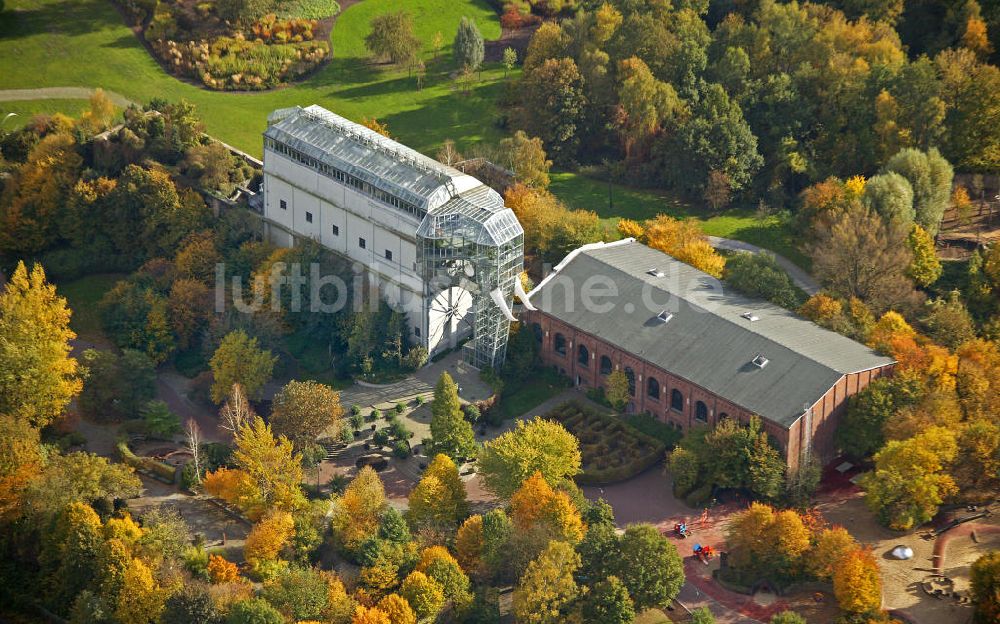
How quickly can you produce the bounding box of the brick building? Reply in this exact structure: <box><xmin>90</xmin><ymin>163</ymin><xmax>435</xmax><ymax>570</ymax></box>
<box><xmin>521</xmin><ymin>240</ymin><xmax>894</xmax><ymax>470</ymax></box>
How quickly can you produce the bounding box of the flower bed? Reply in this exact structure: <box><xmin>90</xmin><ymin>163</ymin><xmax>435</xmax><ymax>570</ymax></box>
<box><xmin>544</xmin><ymin>401</ymin><xmax>667</xmax><ymax>485</ymax></box>
<box><xmin>119</xmin><ymin>0</ymin><xmax>333</xmax><ymax>90</ymax></box>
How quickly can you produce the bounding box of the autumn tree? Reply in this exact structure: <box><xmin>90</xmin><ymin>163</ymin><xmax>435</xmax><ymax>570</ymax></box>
<box><xmin>331</xmin><ymin>466</ymin><xmax>387</xmax><ymax>553</ymax></box>
<box><xmin>806</xmin><ymin>206</ymin><xmax>920</xmax><ymax>314</ymax></box>
<box><xmin>809</xmin><ymin>526</ymin><xmax>858</xmax><ymax>582</ymax></box>
<box><xmin>498</xmin><ymin>130</ymin><xmax>552</xmax><ymax>188</ymax></box>
<box><xmin>512</xmin><ymin>541</ymin><xmax>581</xmax><ymax>624</ymax></box>
<box><xmin>605</xmin><ymin>369</ymin><xmax>630</xmax><ymax>410</ymax></box>
<box><xmin>617</xmin><ymin>56</ymin><xmax>680</xmax><ymax>159</ymax></box>
<box><xmin>270</xmin><ymin>380</ymin><xmax>343</xmax><ymax>449</ymax></box>
<box><xmin>0</xmin><ymin>261</ymin><xmax>81</xmax><ymax>427</ymax></box>
<box><xmin>406</xmin><ymin>453</ymin><xmax>468</xmax><ymax>531</ymax></box>
<box><xmin>510</xmin><ymin>471</ymin><xmax>585</xmax><ymax>545</ymax></box>
<box><xmin>208</xmin><ymin>554</ymin><xmax>241</xmax><ymax>584</ymax></box>
<box><xmin>478</xmin><ymin>417</ymin><xmax>581</xmax><ymax>499</ymax></box>
<box><xmin>399</xmin><ymin>571</ymin><xmax>445</xmax><ymax>621</ymax></box>
<box><xmin>453</xmin><ymin>17</ymin><xmax>484</xmax><ymax>73</ymax></box>
<box><xmin>209</xmin><ymin>330</ymin><xmax>277</xmax><ymax>403</ymax></box>
<box><xmin>861</xmin><ymin>426</ymin><xmax>958</xmax><ymax>530</ymax></box>
<box><xmin>833</xmin><ymin>547</ymin><xmax>882</xmax><ymax>613</ymax></box>
<box><xmin>906</xmin><ymin>224</ymin><xmax>942</xmax><ymax>288</ymax></box>
<box><xmin>642</xmin><ymin>214</ymin><xmax>725</xmax><ymax>278</ymax></box>
<box><xmin>971</xmin><ymin>550</ymin><xmax>1000</xmax><ymax>624</ymax></box>
<box><xmin>455</xmin><ymin>515</ymin><xmax>487</xmax><ymax>579</ymax></box>
<box><xmin>115</xmin><ymin>556</ymin><xmax>165</xmax><ymax>624</ymax></box>
<box><xmin>219</xmin><ymin>382</ymin><xmax>254</xmax><ymax>433</ymax></box>
<box><xmin>365</xmin><ymin>11</ymin><xmax>420</xmax><ymax>66</ymax></box>
<box><xmin>244</xmin><ymin>510</ymin><xmax>295</xmax><ymax>573</ymax></box>
<box><xmin>168</xmin><ymin>278</ymin><xmax>213</xmax><ymax>350</ymax></box>
<box><xmin>429</xmin><ymin>372</ymin><xmax>476</xmax><ymax>460</ymax></box>
<box><xmin>27</xmin><ymin>452</ymin><xmax>142</xmax><ymax>517</ymax></box>
<box><xmin>227</xmin><ymin>415</ymin><xmax>306</xmax><ymax>518</ymax></box>
<box><xmin>376</xmin><ymin>594</ymin><xmax>416</xmax><ymax>624</ymax></box>
<box><xmin>503</xmin><ymin>184</ymin><xmax>602</xmax><ymax>263</ymax></box>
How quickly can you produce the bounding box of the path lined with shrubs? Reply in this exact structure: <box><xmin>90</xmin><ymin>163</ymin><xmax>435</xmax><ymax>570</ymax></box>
<box><xmin>0</xmin><ymin>86</ymin><xmax>133</xmax><ymax>107</ymax></box>
<box><xmin>707</xmin><ymin>236</ymin><xmax>819</xmax><ymax>295</ymax></box>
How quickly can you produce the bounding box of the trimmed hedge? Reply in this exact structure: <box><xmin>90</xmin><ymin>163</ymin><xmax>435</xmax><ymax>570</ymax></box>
<box><xmin>684</xmin><ymin>484</ymin><xmax>713</xmax><ymax>508</ymax></box>
<box><xmin>117</xmin><ymin>440</ymin><xmax>177</xmax><ymax>482</ymax></box>
<box><xmin>544</xmin><ymin>401</ymin><xmax>667</xmax><ymax>485</ymax></box>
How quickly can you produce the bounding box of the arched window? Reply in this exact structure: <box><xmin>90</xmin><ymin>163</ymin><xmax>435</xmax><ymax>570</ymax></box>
<box><xmin>647</xmin><ymin>377</ymin><xmax>660</xmax><ymax>399</ymax></box>
<box><xmin>670</xmin><ymin>389</ymin><xmax>684</xmax><ymax>412</ymax></box>
<box><xmin>599</xmin><ymin>355</ymin><xmax>612</xmax><ymax>375</ymax></box>
<box><xmin>554</xmin><ymin>333</ymin><xmax>567</xmax><ymax>356</ymax></box>
<box><xmin>577</xmin><ymin>344</ymin><xmax>589</xmax><ymax>366</ymax></box>
<box><xmin>624</xmin><ymin>367</ymin><xmax>636</xmax><ymax>396</ymax></box>
<box><xmin>695</xmin><ymin>401</ymin><xmax>709</xmax><ymax>422</ymax></box>
<box><xmin>531</xmin><ymin>323</ymin><xmax>542</xmax><ymax>343</ymax></box>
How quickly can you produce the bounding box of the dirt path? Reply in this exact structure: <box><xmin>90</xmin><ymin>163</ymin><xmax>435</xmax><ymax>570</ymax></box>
<box><xmin>0</xmin><ymin>86</ymin><xmax>133</xmax><ymax>107</ymax></box>
<box><xmin>707</xmin><ymin>236</ymin><xmax>819</xmax><ymax>295</ymax></box>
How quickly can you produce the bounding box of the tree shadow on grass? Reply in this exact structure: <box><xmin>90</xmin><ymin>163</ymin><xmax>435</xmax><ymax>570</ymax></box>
<box><xmin>0</xmin><ymin>0</ymin><xmax>123</xmax><ymax>40</ymax></box>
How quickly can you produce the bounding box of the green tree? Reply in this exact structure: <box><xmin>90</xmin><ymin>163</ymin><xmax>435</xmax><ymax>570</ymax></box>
<box><xmin>78</xmin><ymin>349</ymin><xmax>156</xmax><ymax>422</ymax></box>
<box><xmin>971</xmin><ymin>550</ymin><xmax>1000</xmax><ymax>624</ymax></box>
<box><xmin>400</xmin><ymin>571</ymin><xmax>445</xmax><ymax>621</ymax></box>
<box><xmin>884</xmin><ymin>147</ymin><xmax>954</xmax><ymax>235</ymax></box>
<box><xmin>691</xmin><ymin>607</ymin><xmax>716</xmax><ymax>624</ymax></box>
<box><xmin>478</xmin><ymin>416</ymin><xmax>582</xmax><ymax>499</ymax></box>
<box><xmin>224</xmin><ymin>598</ymin><xmax>285</xmax><ymax>624</ymax></box>
<box><xmin>365</xmin><ymin>11</ymin><xmax>421</xmax><ymax>66</ymax></box>
<box><xmin>582</xmin><ymin>575</ymin><xmax>635</xmax><ymax>624</ymax></box>
<box><xmin>429</xmin><ymin>372</ymin><xmax>476</xmax><ymax>460</ymax></box>
<box><xmin>770</xmin><ymin>611</ymin><xmax>807</xmax><ymax>624</ymax></box>
<box><xmin>209</xmin><ymin>330</ymin><xmax>276</xmax><ymax>403</ymax></box>
<box><xmin>512</xmin><ymin>541</ymin><xmax>581</xmax><ymax>624</ymax></box>
<box><xmin>0</xmin><ymin>261</ymin><xmax>81</xmax><ymax>427</ymax></box>
<box><xmin>722</xmin><ymin>252</ymin><xmax>804</xmax><ymax>309</ymax></box>
<box><xmin>614</xmin><ymin>524</ymin><xmax>684</xmax><ymax>610</ymax></box>
<box><xmin>863</xmin><ymin>172</ymin><xmax>915</xmax><ymax>225</ymax></box>
<box><xmin>270</xmin><ymin>380</ymin><xmax>344</xmax><ymax>449</ymax></box>
<box><xmin>836</xmin><ymin>376</ymin><xmax>920</xmax><ymax>459</ymax></box>
<box><xmin>141</xmin><ymin>400</ymin><xmax>181</xmax><ymax>437</ymax></box>
<box><xmin>668</xmin><ymin>446</ymin><xmax>700</xmax><ymax>496</ymax></box>
<box><xmin>453</xmin><ymin>17</ymin><xmax>485</xmax><ymax>72</ymax></box>
<box><xmin>260</xmin><ymin>566</ymin><xmax>331</xmax><ymax>621</ymax></box>
<box><xmin>922</xmin><ymin>291</ymin><xmax>976</xmax><ymax>349</ymax></box>
<box><xmin>518</xmin><ymin>57</ymin><xmax>587</xmax><ymax>163</ymax></box>
<box><xmin>161</xmin><ymin>585</ymin><xmax>222</xmax><ymax>624</ymax></box>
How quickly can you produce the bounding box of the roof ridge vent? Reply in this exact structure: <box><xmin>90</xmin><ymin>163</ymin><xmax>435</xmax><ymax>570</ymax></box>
<box><xmin>752</xmin><ymin>354</ymin><xmax>769</xmax><ymax>368</ymax></box>
<box><xmin>657</xmin><ymin>310</ymin><xmax>674</xmax><ymax>323</ymax></box>
<box><xmin>741</xmin><ymin>311</ymin><xmax>760</xmax><ymax>322</ymax></box>
<box><xmin>647</xmin><ymin>268</ymin><xmax>665</xmax><ymax>277</ymax></box>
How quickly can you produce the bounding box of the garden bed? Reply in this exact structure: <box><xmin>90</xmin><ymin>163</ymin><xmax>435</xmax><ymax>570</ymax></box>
<box><xmin>116</xmin><ymin>0</ymin><xmax>337</xmax><ymax>90</ymax></box>
<box><xmin>544</xmin><ymin>401</ymin><xmax>666</xmax><ymax>485</ymax></box>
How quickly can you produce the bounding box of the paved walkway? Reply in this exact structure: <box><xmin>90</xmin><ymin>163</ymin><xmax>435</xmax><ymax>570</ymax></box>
<box><xmin>0</xmin><ymin>86</ymin><xmax>134</xmax><ymax>107</ymax></box>
<box><xmin>707</xmin><ymin>236</ymin><xmax>819</xmax><ymax>295</ymax></box>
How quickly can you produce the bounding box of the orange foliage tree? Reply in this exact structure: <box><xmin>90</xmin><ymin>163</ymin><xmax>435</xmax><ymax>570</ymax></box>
<box><xmin>833</xmin><ymin>547</ymin><xmax>882</xmax><ymax>613</ymax></box>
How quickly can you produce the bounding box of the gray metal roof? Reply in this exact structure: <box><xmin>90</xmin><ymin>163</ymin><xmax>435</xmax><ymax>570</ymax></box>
<box><xmin>527</xmin><ymin>240</ymin><xmax>893</xmax><ymax>428</ymax></box>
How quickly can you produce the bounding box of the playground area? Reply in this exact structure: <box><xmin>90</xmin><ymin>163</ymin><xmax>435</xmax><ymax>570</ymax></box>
<box><xmin>820</xmin><ymin>494</ymin><xmax>999</xmax><ymax>624</ymax></box>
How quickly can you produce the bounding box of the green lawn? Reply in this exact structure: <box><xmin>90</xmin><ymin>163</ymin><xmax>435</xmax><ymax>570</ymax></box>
<box><xmin>56</xmin><ymin>273</ymin><xmax>125</xmax><ymax>343</ymax></box>
<box><xmin>0</xmin><ymin>98</ymin><xmax>94</xmax><ymax>127</ymax></box>
<box><xmin>491</xmin><ymin>368</ymin><xmax>567</xmax><ymax>422</ymax></box>
<box><xmin>548</xmin><ymin>171</ymin><xmax>808</xmax><ymax>268</ymax></box>
<box><xmin>0</xmin><ymin>0</ymin><xmax>508</xmax><ymax>156</ymax></box>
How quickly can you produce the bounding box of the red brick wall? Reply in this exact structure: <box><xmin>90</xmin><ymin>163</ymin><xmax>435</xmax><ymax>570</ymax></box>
<box><xmin>524</xmin><ymin>310</ymin><xmax>894</xmax><ymax>470</ymax></box>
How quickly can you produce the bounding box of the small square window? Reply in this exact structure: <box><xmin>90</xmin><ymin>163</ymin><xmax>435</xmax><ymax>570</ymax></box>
<box><xmin>385</xmin><ymin>250</ymin><xmax>393</xmax><ymax>261</ymax></box>
<box><xmin>414</xmin><ymin>326</ymin><xmax>421</xmax><ymax>337</ymax></box>
<box><xmin>279</xmin><ymin>199</ymin><xmax>287</xmax><ymax>210</ymax></box>
<box><xmin>359</xmin><ymin>237</ymin><xmax>366</xmax><ymax>249</ymax></box>
<box><xmin>332</xmin><ymin>224</ymin><xmax>339</xmax><ymax>236</ymax></box>
<box><xmin>305</xmin><ymin>211</ymin><xmax>313</xmax><ymax>223</ymax></box>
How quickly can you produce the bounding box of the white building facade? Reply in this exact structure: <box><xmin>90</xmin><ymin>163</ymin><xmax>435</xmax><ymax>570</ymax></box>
<box><xmin>261</xmin><ymin>105</ymin><xmax>524</xmax><ymax>368</ymax></box>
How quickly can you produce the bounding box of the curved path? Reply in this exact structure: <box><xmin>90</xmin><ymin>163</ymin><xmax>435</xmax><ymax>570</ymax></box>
<box><xmin>0</xmin><ymin>86</ymin><xmax>134</xmax><ymax>107</ymax></box>
<box><xmin>707</xmin><ymin>236</ymin><xmax>819</xmax><ymax>296</ymax></box>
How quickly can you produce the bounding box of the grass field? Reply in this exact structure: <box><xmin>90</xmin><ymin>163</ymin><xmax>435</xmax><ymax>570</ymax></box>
<box><xmin>0</xmin><ymin>0</ymin><xmax>507</xmax><ymax>156</ymax></box>
<box><xmin>548</xmin><ymin>172</ymin><xmax>808</xmax><ymax>268</ymax></box>
<box><xmin>56</xmin><ymin>273</ymin><xmax>125</xmax><ymax>343</ymax></box>
<box><xmin>0</xmin><ymin>98</ymin><xmax>95</xmax><ymax>127</ymax></box>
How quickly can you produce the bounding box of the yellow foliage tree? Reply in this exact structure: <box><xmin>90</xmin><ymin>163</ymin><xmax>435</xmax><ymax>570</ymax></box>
<box><xmin>455</xmin><ymin>514</ymin><xmax>486</xmax><ymax>579</ymax></box>
<box><xmin>809</xmin><ymin>526</ymin><xmax>858</xmax><ymax>582</ymax></box>
<box><xmin>407</xmin><ymin>454</ymin><xmax>468</xmax><ymax>531</ymax></box>
<box><xmin>512</xmin><ymin>540</ymin><xmax>581</xmax><ymax>624</ymax></box>
<box><xmin>399</xmin><ymin>571</ymin><xmax>445</xmax><ymax>621</ymax></box>
<box><xmin>833</xmin><ymin>547</ymin><xmax>882</xmax><ymax>613</ymax></box>
<box><xmin>0</xmin><ymin>261</ymin><xmax>81</xmax><ymax>428</ymax></box>
<box><xmin>376</xmin><ymin>593</ymin><xmax>416</xmax><ymax>624</ymax></box>
<box><xmin>867</xmin><ymin>311</ymin><xmax>916</xmax><ymax>353</ymax></box>
<box><xmin>244</xmin><ymin>510</ymin><xmax>295</xmax><ymax>567</ymax></box>
<box><xmin>232</xmin><ymin>415</ymin><xmax>305</xmax><ymax>518</ymax></box>
<box><xmin>115</xmin><ymin>557</ymin><xmax>164</xmax><ymax>624</ymax></box>
<box><xmin>616</xmin><ymin>218</ymin><xmax>645</xmax><ymax>241</ymax></box>
<box><xmin>511</xmin><ymin>472</ymin><xmax>585</xmax><ymax>544</ymax></box>
<box><xmin>642</xmin><ymin>215</ymin><xmax>725</xmax><ymax>277</ymax></box>
<box><xmin>352</xmin><ymin>605</ymin><xmax>392</xmax><ymax>624</ymax></box>
<box><xmin>331</xmin><ymin>466</ymin><xmax>387</xmax><ymax>552</ymax></box>
<box><xmin>208</xmin><ymin>554</ymin><xmax>241</xmax><ymax>584</ymax></box>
